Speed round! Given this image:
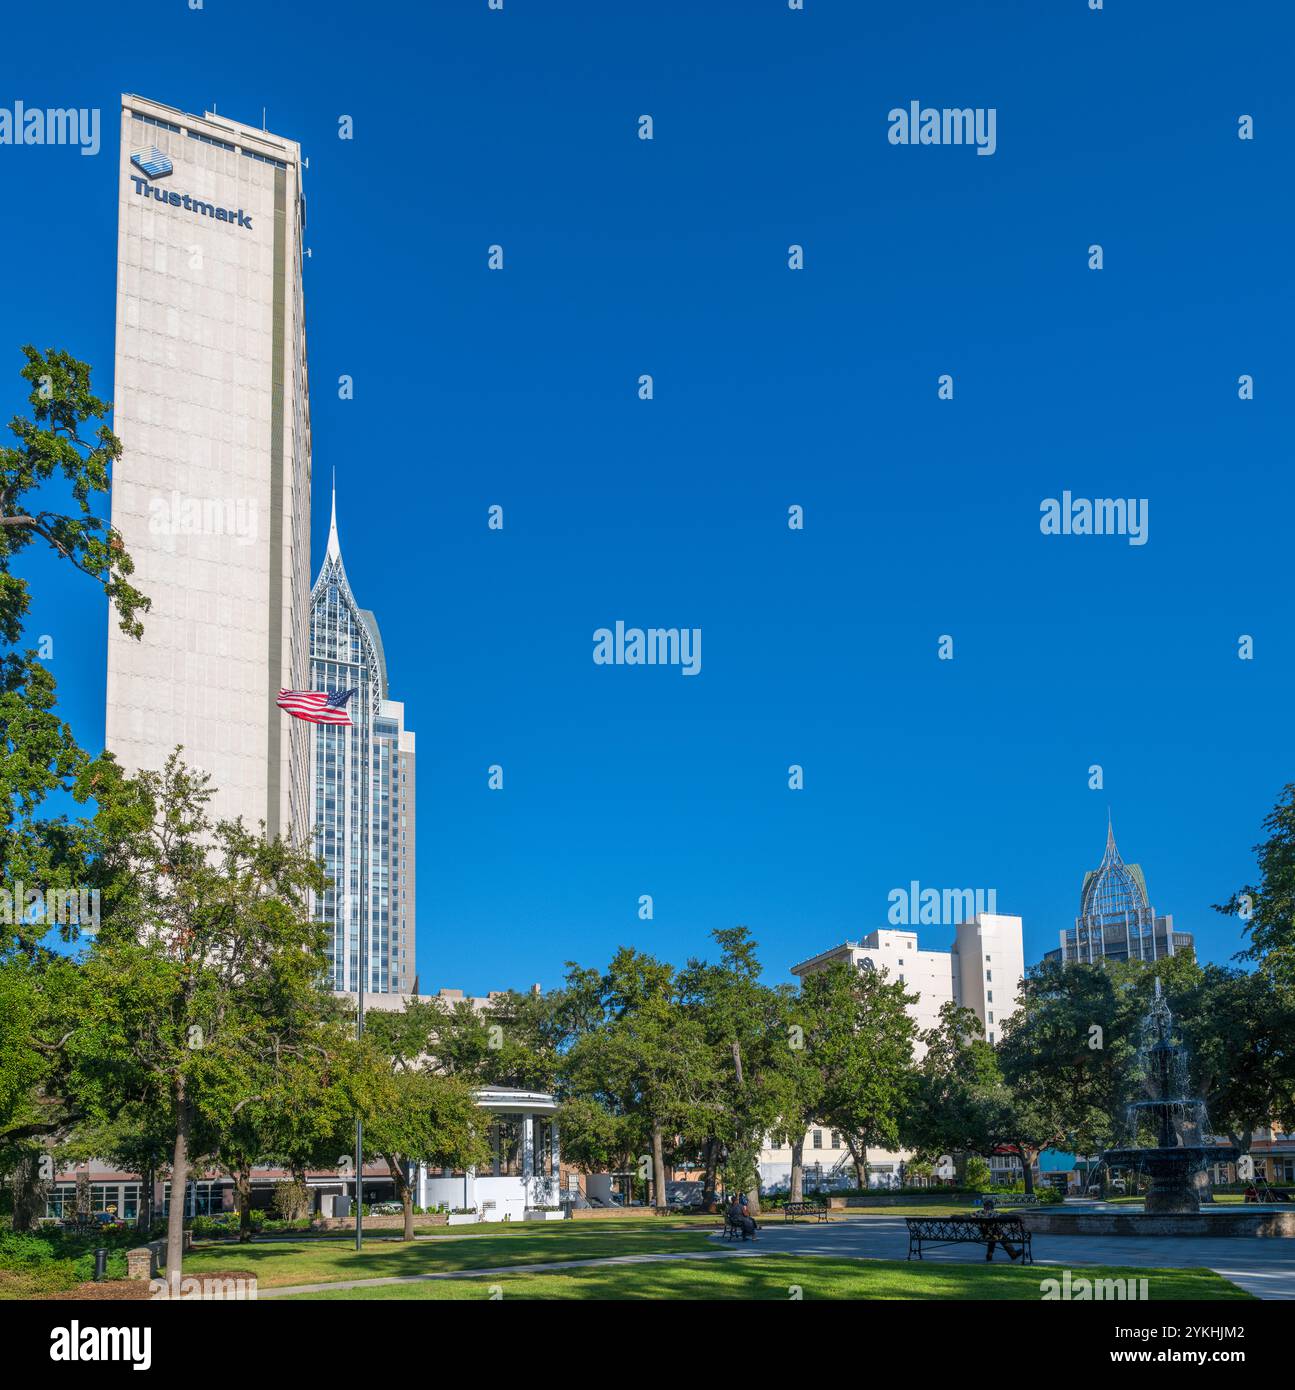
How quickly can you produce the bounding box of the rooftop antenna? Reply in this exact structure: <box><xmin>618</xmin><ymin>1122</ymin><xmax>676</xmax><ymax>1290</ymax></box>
<box><xmin>262</xmin><ymin>107</ymin><xmax>267</xmax><ymax>130</ymax></box>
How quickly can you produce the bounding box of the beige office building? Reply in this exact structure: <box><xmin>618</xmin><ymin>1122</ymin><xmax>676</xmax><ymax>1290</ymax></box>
<box><xmin>105</xmin><ymin>94</ymin><xmax>312</xmax><ymax>840</ymax></box>
<box><xmin>762</xmin><ymin>914</ymin><xmax>1026</xmax><ymax>1188</ymax></box>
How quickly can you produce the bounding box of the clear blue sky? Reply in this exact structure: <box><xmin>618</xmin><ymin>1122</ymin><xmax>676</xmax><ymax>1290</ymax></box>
<box><xmin>3</xmin><ymin>1</ymin><xmax>1291</xmax><ymax>991</ymax></box>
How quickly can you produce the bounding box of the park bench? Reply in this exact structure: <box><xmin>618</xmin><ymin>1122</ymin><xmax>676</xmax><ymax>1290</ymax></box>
<box><xmin>905</xmin><ymin>1215</ymin><xmax>1032</xmax><ymax>1264</ymax></box>
<box><xmin>782</xmin><ymin>1201</ymin><xmax>829</xmax><ymax>1223</ymax></box>
<box><xmin>721</xmin><ymin>1211</ymin><xmax>747</xmax><ymax>1241</ymax></box>
<box><xmin>979</xmin><ymin>1194</ymin><xmax>1040</xmax><ymax>1209</ymax></box>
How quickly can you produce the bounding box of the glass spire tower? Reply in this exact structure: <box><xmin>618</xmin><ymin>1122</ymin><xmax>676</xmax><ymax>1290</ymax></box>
<box><xmin>309</xmin><ymin>487</ymin><xmax>416</xmax><ymax>993</ymax></box>
<box><xmin>1046</xmin><ymin>818</ymin><xmax>1192</xmax><ymax>965</ymax></box>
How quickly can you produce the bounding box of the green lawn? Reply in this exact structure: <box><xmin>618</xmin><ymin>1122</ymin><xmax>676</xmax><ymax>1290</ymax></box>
<box><xmin>279</xmin><ymin>1254</ymin><xmax>1251</xmax><ymax>1301</ymax></box>
<box><xmin>180</xmin><ymin>1207</ymin><xmax>1013</xmax><ymax>1290</ymax></box>
<box><xmin>180</xmin><ymin>1221</ymin><xmax>716</xmax><ymax>1288</ymax></box>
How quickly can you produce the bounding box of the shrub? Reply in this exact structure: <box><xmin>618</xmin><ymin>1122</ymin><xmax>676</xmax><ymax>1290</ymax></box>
<box><xmin>0</xmin><ymin>1231</ymin><xmax>129</xmax><ymax>1292</ymax></box>
<box><xmin>190</xmin><ymin>1214</ymin><xmax>236</xmax><ymax>1237</ymax></box>
<box><xmin>271</xmin><ymin>1180</ymin><xmax>312</xmax><ymax>1222</ymax></box>
<box><xmin>963</xmin><ymin>1157</ymin><xmax>994</xmax><ymax>1193</ymax></box>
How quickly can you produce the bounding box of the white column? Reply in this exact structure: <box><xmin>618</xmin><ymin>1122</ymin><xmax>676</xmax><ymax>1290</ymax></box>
<box><xmin>522</xmin><ymin>1114</ymin><xmax>535</xmax><ymax>1179</ymax></box>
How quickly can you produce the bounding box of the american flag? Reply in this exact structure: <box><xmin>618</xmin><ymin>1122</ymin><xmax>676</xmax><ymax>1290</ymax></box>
<box><xmin>276</xmin><ymin>688</ymin><xmax>356</xmax><ymax>726</ymax></box>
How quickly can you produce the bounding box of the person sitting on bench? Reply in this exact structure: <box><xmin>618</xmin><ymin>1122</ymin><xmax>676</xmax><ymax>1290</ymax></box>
<box><xmin>985</xmin><ymin>1228</ymin><xmax>1022</xmax><ymax>1260</ymax></box>
<box><xmin>728</xmin><ymin>1194</ymin><xmax>758</xmax><ymax>1241</ymax></box>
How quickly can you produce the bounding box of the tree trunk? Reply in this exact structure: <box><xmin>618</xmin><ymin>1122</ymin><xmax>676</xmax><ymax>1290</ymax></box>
<box><xmin>235</xmin><ymin>1166</ymin><xmax>253</xmax><ymax>1243</ymax></box>
<box><xmin>789</xmin><ymin>1139</ymin><xmax>805</xmax><ymax>1204</ymax></box>
<box><xmin>1005</xmin><ymin>1150</ymin><xmax>1039</xmax><ymax>1195</ymax></box>
<box><xmin>744</xmin><ymin>1155</ymin><xmax>762</xmax><ymax>1218</ymax></box>
<box><xmin>10</xmin><ymin>1152</ymin><xmax>49</xmax><ymax>1233</ymax></box>
<box><xmin>166</xmin><ymin>1090</ymin><xmax>192</xmax><ymax>1294</ymax></box>
<box><xmin>651</xmin><ymin>1123</ymin><xmax>667</xmax><ymax>1212</ymax></box>
<box><xmin>1015</xmin><ymin>1145</ymin><xmax>1035</xmax><ymax>1195</ymax></box>
<box><xmin>385</xmin><ymin>1154</ymin><xmax>414</xmax><ymax>1240</ymax></box>
<box><xmin>400</xmin><ymin>1165</ymin><xmax>414</xmax><ymax>1241</ymax></box>
<box><xmin>844</xmin><ymin>1138</ymin><xmax>866</xmax><ymax>1190</ymax></box>
<box><xmin>701</xmin><ymin>1138</ymin><xmax>718</xmax><ymax>1211</ymax></box>
<box><xmin>138</xmin><ymin>1164</ymin><xmax>153</xmax><ymax>1233</ymax></box>
<box><xmin>75</xmin><ymin>1169</ymin><xmax>91</xmax><ymax>1221</ymax></box>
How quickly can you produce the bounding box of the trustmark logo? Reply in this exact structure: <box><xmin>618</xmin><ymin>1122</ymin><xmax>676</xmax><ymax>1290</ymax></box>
<box><xmin>126</xmin><ymin>144</ymin><xmax>254</xmax><ymax>231</ymax></box>
<box><xmin>129</xmin><ymin>145</ymin><xmax>172</xmax><ymax>178</ymax></box>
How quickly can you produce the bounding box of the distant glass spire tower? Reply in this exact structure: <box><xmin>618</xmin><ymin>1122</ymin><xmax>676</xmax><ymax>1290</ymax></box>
<box><xmin>1047</xmin><ymin>818</ymin><xmax>1192</xmax><ymax>965</ymax></box>
<box><xmin>309</xmin><ymin>485</ymin><xmax>416</xmax><ymax>993</ymax></box>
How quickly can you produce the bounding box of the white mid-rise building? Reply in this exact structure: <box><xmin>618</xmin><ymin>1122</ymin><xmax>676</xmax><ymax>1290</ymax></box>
<box><xmin>761</xmin><ymin>914</ymin><xmax>1025</xmax><ymax>1189</ymax></box>
<box><xmin>105</xmin><ymin>94</ymin><xmax>312</xmax><ymax>840</ymax></box>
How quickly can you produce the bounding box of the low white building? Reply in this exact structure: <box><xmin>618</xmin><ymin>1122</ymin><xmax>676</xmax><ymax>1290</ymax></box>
<box><xmin>760</xmin><ymin>914</ymin><xmax>1025</xmax><ymax>1190</ymax></box>
<box><xmin>417</xmin><ymin>1087</ymin><xmax>561</xmax><ymax>1222</ymax></box>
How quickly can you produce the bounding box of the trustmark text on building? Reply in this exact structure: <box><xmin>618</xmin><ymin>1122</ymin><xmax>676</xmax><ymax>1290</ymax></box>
<box><xmin>128</xmin><ymin>145</ymin><xmax>254</xmax><ymax>228</ymax></box>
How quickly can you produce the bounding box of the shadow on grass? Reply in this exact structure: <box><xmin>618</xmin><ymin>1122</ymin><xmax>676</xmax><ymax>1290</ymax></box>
<box><xmin>180</xmin><ymin>1223</ymin><xmax>717</xmax><ymax>1285</ymax></box>
<box><xmin>285</xmin><ymin>1255</ymin><xmax>1253</xmax><ymax>1302</ymax></box>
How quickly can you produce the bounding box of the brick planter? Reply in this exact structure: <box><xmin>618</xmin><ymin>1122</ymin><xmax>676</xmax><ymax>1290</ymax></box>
<box><xmin>568</xmin><ymin>1207</ymin><xmax>668</xmax><ymax>1220</ymax></box>
<box><xmin>127</xmin><ymin>1233</ymin><xmax>194</xmax><ymax>1280</ymax></box>
<box><xmin>310</xmin><ymin>1213</ymin><xmax>449</xmax><ymax>1232</ymax></box>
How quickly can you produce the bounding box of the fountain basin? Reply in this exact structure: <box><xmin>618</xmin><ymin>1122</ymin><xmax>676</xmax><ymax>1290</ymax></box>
<box><xmin>1101</xmin><ymin>1144</ymin><xmax>1240</xmax><ymax>1215</ymax></box>
<box><xmin>1020</xmin><ymin>1205</ymin><xmax>1295</xmax><ymax>1238</ymax></box>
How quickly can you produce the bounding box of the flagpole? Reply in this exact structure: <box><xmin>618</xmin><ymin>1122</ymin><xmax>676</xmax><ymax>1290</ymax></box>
<box><xmin>355</xmin><ymin>690</ymin><xmax>367</xmax><ymax>1252</ymax></box>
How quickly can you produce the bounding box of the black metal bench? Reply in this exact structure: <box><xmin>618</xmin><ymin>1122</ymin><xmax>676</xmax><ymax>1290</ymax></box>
<box><xmin>978</xmin><ymin>1195</ymin><xmax>1041</xmax><ymax>1214</ymax></box>
<box><xmin>783</xmin><ymin>1201</ymin><xmax>828</xmax><ymax>1223</ymax></box>
<box><xmin>721</xmin><ymin>1212</ymin><xmax>746</xmax><ymax>1241</ymax></box>
<box><xmin>906</xmin><ymin>1215</ymin><xmax>1032</xmax><ymax>1263</ymax></box>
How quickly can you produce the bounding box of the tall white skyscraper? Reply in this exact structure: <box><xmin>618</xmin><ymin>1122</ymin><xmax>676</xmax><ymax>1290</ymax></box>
<box><xmin>105</xmin><ymin>94</ymin><xmax>312</xmax><ymax>840</ymax></box>
<box><xmin>310</xmin><ymin>490</ymin><xmax>416</xmax><ymax>994</ymax></box>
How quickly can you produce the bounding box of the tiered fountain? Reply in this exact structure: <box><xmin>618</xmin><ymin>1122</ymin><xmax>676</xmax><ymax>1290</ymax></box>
<box><xmin>1099</xmin><ymin>979</ymin><xmax>1237</xmax><ymax>1215</ymax></box>
<box><xmin>1022</xmin><ymin>980</ymin><xmax>1294</xmax><ymax>1237</ymax></box>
